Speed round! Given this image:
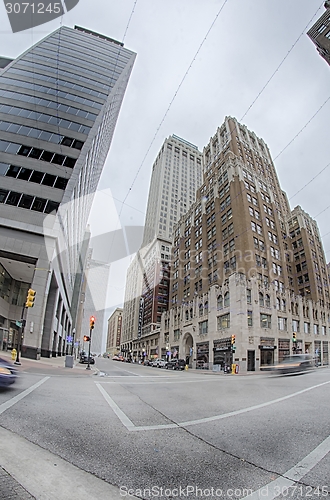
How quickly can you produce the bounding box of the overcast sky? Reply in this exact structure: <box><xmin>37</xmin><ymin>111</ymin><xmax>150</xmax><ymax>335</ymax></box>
<box><xmin>1</xmin><ymin>0</ymin><xmax>329</xmax><ymax>313</ymax></box>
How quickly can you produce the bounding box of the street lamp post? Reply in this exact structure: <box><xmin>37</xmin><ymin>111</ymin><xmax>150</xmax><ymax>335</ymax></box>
<box><xmin>71</xmin><ymin>328</ymin><xmax>76</xmax><ymax>357</ymax></box>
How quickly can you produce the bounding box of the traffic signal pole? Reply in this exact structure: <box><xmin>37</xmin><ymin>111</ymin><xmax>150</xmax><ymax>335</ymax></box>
<box><xmin>86</xmin><ymin>329</ymin><xmax>92</xmax><ymax>370</ymax></box>
<box><xmin>86</xmin><ymin>316</ymin><xmax>95</xmax><ymax>370</ymax></box>
<box><xmin>15</xmin><ymin>288</ymin><xmax>36</xmax><ymax>365</ymax></box>
<box><xmin>15</xmin><ymin>304</ymin><xmax>26</xmax><ymax>365</ymax></box>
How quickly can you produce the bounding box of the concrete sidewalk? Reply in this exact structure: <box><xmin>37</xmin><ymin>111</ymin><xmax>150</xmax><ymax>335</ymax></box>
<box><xmin>0</xmin><ymin>350</ymin><xmax>98</xmax><ymax>375</ymax></box>
<box><xmin>0</xmin><ymin>426</ymin><xmax>138</xmax><ymax>500</ymax></box>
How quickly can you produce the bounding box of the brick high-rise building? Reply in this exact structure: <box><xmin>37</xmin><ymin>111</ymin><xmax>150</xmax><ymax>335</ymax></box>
<box><xmin>307</xmin><ymin>1</ymin><xmax>330</xmax><ymax>66</ymax></box>
<box><xmin>161</xmin><ymin>117</ymin><xmax>329</xmax><ymax>371</ymax></box>
<box><xmin>106</xmin><ymin>308</ymin><xmax>123</xmax><ymax>358</ymax></box>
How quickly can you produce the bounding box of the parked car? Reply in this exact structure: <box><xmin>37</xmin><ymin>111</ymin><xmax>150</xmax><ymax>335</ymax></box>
<box><xmin>152</xmin><ymin>358</ymin><xmax>166</xmax><ymax>368</ymax></box>
<box><xmin>79</xmin><ymin>352</ymin><xmax>95</xmax><ymax>365</ymax></box>
<box><xmin>0</xmin><ymin>357</ymin><xmax>18</xmax><ymax>387</ymax></box>
<box><xmin>261</xmin><ymin>354</ymin><xmax>314</xmax><ymax>374</ymax></box>
<box><xmin>166</xmin><ymin>359</ymin><xmax>186</xmax><ymax>370</ymax></box>
<box><xmin>143</xmin><ymin>359</ymin><xmax>153</xmax><ymax>366</ymax></box>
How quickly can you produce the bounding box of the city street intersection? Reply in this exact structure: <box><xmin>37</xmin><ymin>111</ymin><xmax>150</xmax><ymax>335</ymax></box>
<box><xmin>0</xmin><ymin>355</ymin><xmax>329</xmax><ymax>499</ymax></box>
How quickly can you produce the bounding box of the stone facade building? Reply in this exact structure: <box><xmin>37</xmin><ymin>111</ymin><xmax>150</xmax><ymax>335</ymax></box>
<box><xmin>160</xmin><ymin>117</ymin><xmax>329</xmax><ymax>371</ymax></box>
<box><xmin>307</xmin><ymin>2</ymin><xmax>330</xmax><ymax>66</ymax></box>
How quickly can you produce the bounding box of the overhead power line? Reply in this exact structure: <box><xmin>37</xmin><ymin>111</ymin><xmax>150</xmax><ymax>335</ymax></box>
<box><xmin>289</xmin><ymin>161</ymin><xmax>330</xmax><ymax>200</ymax></box>
<box><xmin>240</xmin><ymin>2</ymin><xmax>324</xmax><ymax>121</ymax></box>
<box><xmin>273</xmin><ymin>94</ymin><xmax>330</xmax><ymax>162</ymax></box>
<box><xmin>119</xmin><ymin>0</ymin><xmax>229</xmax><ymax>213</ymax></box>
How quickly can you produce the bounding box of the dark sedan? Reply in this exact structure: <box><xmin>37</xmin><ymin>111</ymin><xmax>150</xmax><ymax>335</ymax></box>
<box><xmin>165</xmin><ymin>359</ymin><xmax>186</xmax><ymax>371</ymax></box>
<box><xmin>0</xmin><ymin>357</ymin><xmax>17</xmax><ymax>387</ymax></box>
<box><xmin>79</xmin><ymin>353</ymin><xmax>95</xmax><ymax>365</ymax></box>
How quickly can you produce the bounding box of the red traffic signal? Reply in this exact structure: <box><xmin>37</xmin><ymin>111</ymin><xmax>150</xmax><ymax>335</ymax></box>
<box><xmin>83</xmin><ymin>335</ymin><xmax>90</xmax><ymax>342</ymax></box>
<box><xmin>90</xmin><ymin>316</ymin><xmax>95</xmax><ymax>330</ymax></box>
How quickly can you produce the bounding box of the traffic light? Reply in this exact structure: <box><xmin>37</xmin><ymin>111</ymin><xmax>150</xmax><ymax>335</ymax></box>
<box><xmin>90</xmin><ymin>316</ymin><xmax>95</xmax><ymax>330</ymax></box>
<box><xmin>83</xmin><ymin>335</ymin><xmax>90</xmax><ymax>342</ymax></box>
<box><xmin>293</xmin><ymin>332</ymin><xmax>297</xmax><ymax>342</ymax></box>
<box><xmin>25</xmin><ymin>289</ymin><xmax>36</xmax><ymax>308</ymax></box>
<box><xmin>231</xmin><ymin>334</ymin><xmax>236</xmax><ymax>345</ymax></box>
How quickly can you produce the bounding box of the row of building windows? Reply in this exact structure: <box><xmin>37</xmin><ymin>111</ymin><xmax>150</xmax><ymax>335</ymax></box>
<box><xmin>0</xmin><ymin>103</ymin><xmax>91</xmax><ymax>134</ymax></box>
<box><xmin>1</xmin><ymin>77</ymin><xmax>103</xmax><ymax>110</ymax></box>
<box><xmin>6</xmin><ymin>68</ymin><xmax>107</xmax><ymax>99</ymax></box>
<box><xmin>17</xmin><ymin>59</ymin><xmax>112</xmax><ymax>91</ymax></box>
<box><xmin>0</xmin><ymin>120</ymin><xmax>84</xmax><ymax>149</ymax></box>
<box><xmin>41</xmin><ymin>38</ymin><xmax>127</xmax><ymax>75</ymax></box>
<box><xmin>0</xmin><ymin>89</ymin><xmax>98</xmax><ymax>120</ymax></box>
<box><xmin>59</xmin><ymin>30</ymin><xmax>132</xmax><ymax>64</ymax></box>
<box><xmin>0</xmin><ymin>162</ymin><xmax>68</xmax><ymax>189</ymax></box>
<box><xmin>32</xmin><ymin>44</ymin><xmax>124</xmax><ymax>80</ymax></box>
<box><xmin>22</xmin><ymin>53</ymin><xmax>116</xmax><ymax>88</ymax></box>
<box><xmin>0</xmin><ymin>188</ymin><xmax>59</xmax><ymax>213</ymax></box>
<box><xmin>215</xmin><ymin>312</ymin><xmax>328</xmax><ymax>333</ymax></box>
<box><xmin>0</xmin><ymin>140</ymin><xmax>77</xmax><ymax>168</ymax></box>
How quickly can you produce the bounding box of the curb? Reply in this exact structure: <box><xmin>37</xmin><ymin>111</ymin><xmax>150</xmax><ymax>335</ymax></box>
<box><xmin>0</xmin><ymin>426</ymin><xmax>139</xmax><ymax>500</ymax></box>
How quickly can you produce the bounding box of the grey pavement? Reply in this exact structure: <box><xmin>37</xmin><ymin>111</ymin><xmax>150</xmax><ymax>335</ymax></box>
<box><xmin>0</xmin><ymin>465</ymin><xmax>36</xmax><ymax>500</ymax></box>
<box><xmin>0</xmin><ymin>426</ymin><xmax>139</xmax><ymax>500</ymax></box>
<box><xmin>0</xmin><ymin>350</ymin><xmax>99</xmax><ymax>375</ymax></box>
<box><xmin>0</xmin><ymin>351</ymin><xmax>139</xmax><ymax>500</ymax></box>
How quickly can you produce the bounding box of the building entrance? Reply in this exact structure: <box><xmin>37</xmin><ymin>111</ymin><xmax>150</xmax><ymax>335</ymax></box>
<box><xmin>247</xmin><ymin>350</ymin><xmax>255</xmax><ymax>371</ymax></box>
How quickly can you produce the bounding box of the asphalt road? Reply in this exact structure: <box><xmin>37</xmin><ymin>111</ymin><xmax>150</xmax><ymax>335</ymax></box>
<box><xmin>1</xmin><ymin>357</ymin><xmax>329</xmax><ymax>500</ymax></box>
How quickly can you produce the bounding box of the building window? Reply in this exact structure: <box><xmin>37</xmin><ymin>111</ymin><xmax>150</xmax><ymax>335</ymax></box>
<box><xmin>217</xmin><ymin>314</ymin><xmax>230</xmax><ymax>329</ymax></box>
<box><xmin>199</xmin><ymin>320</ymin><xmax>208</xmax><ymax>335</ymax></box>
<box><xmin>217</xmin><ymin>295</ymin><xmax>223</xmax><ymax>310</ymax></box>
<box><xmin>199</xmin><ymin>303</ymin><xmax>203</xmax><ymax>317</ymax></box>
<box><xmin>246</xmin><ymin>289</ymin><xmax>252</xmax><ymax>304</ymax></box>
<box><xmin>259</xmin><ymin>292</ymin><xmax>264</xmax><ymax>306</ymax></box>
<box><xmin>292</xmin><ymin>319</ymin><xmax>300</xmax><ymax>333</ymax></box>
<box><xmin>260</xmin><ymin>314</ymin><xmax>271</xmax><ymax>328</ymax></box>
<box><xmin>224</xmin><ymin>291</ymin><xmax>230</xmax><ymax>307</ymax></box>
<box><xmin>247</xmin><ymin>310</ymin><xmax>253</xmax><ymax>327</ymax></box>
<box><xmin>174</xmin><ymin>329</ymin><xmax>180</xmax><ymax>341</ymax></box>
<box><xmin>265</xmin><ymin>294</ymin><xmax>271</xmax><ymax>307</ymax></box>
<box><xmin>278</xmin><ymin>317</ymin><xmax>287</xmax><ymax>331</ymax></box>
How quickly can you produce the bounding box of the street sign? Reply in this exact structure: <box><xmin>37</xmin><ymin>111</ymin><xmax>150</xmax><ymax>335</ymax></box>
<box><xmin>15</xmin><ymin>321</ymin><xmax>22</xmax><ymax>328</ymax></box>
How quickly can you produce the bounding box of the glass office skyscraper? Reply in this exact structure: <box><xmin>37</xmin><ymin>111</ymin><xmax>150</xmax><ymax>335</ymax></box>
<box><xmin>0</xmin><ymin>26</ymin><xmax>136</xmax><ymax>358</ymax></box>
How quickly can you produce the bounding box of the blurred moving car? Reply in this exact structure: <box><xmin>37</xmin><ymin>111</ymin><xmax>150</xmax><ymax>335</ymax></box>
<box><xmin>0</xmin><ymin>357</ymin><xmax>17</xmax><ymax>387</ymax></box>
<box><xmin>79</xmin><ymin>352</ymin><xmax>95</xmax><ymax>365</ymax></box>
<box><xmin>166</xmin><ymin>359</ymin><xmax>186</xmax><ymax>370</ymax></box>
<box><xmin>261</xmin><ymin>354</ymin><xmax>314</xmax><ymax>374</ymax></box>
<box><xmin>143</xmin><ymin>359</ymin><xmax>153</xmax><ymax>366</ymax></box>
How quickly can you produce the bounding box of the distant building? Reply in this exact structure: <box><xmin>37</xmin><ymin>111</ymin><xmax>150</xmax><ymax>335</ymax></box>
<box><xmin>106</xmin><ymin>308</ymin><xmax>123</xmax><ymax>357</ymax></box>
<box><xmin>307</xmin><ymin>2</ymin><xmax>330</xmax><ymax>66</ymax></box>
<box><xmin>122</xmin><ymin>135</ymin><xmax>203</xmax><ymax>359</ymax></box>
<box><xmin>161</xmin><ymin>117</ymin><xmax>330</xmax><ymax>371</ymax></box>
<box><xmin>81</xmin><ymin>258</ymin><xmax>110</xmax><ymax>355</ymax></box>
<box><xmin>142</xmin><ymin>135</ymin><xmax>203</xmax><ymax>246</ymax></box>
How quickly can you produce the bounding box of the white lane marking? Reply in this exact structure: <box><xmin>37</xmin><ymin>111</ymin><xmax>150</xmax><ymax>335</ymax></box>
<box><xmin>0</xmin><ymin>377</ymin><xmax>50</xmax><ymax>415</ymax></box>
<box><xmin>95</xmin><ymin>379</ymin><xmax>330</xmax><ymax>432</ymax></box>
<box><xmin>96</xmin><ymin>383</ymin><xmax>135</xmax><ymax>430</ymax></box>
<box><xmin>96</xmin><ymin>378</ymin><xmax>216</xmax><ymax>385</ymax></box>
<box><xmin>180</xmin><ymin>379</ymin><xmax>330</xmax><ymax>427</ymax></box>
<box><xmin>240</xmin><ymin>434</ymin><xmax>330</xmax><ymax>499</ymax></box>
<box><xmin>96</xmin><ymin>375</ymin><xmax>184</xmax><ymax>379</ymax></box>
